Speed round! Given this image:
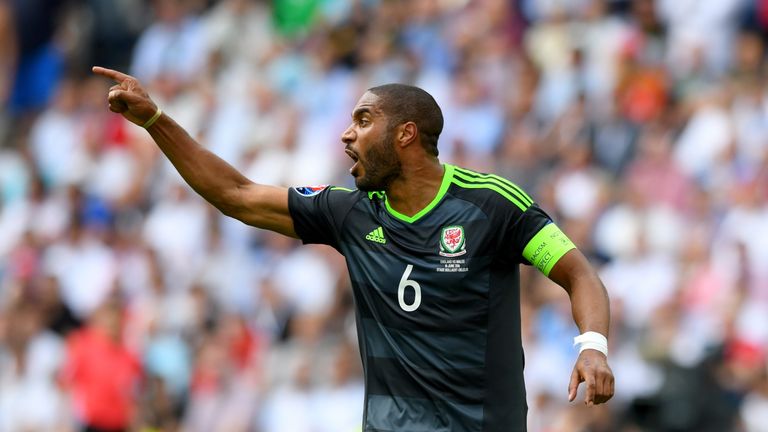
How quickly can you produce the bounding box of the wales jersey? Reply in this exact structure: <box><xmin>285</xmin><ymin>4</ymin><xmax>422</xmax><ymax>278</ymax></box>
<box><xmin>288</xmin><ymin>164</ymin><xmax>576</xmax><ymax>432</ymax></box>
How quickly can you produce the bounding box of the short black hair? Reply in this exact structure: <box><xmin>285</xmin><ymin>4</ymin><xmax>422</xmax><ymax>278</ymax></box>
<box><xmin>367</xmin><ymin>84</ymin><xmax>443</xmax><ymax>157</ymax></box>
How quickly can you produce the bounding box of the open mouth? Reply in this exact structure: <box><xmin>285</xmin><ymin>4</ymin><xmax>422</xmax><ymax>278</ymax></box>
<box><xmin>345</xmin><ymin>148</ymin><xmax>360</xmax><ymax>175</ymax></box>
<box><xmin>345</xmin><ymin>148</ymin><xmax>358</xmax><ymax>162</ymax></box>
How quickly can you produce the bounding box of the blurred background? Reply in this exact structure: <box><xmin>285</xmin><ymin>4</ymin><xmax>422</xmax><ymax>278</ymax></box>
<box><xmin>0</xmin><ymin>0</ymin><xmax>767</xmax><ymax>431</ymax></box>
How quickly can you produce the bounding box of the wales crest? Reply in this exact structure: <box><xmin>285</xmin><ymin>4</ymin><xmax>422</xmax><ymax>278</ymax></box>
<box><xmin>439</xmin><ymin>225</ymin><xmax>467</xmax><ymax>257</ymax></box>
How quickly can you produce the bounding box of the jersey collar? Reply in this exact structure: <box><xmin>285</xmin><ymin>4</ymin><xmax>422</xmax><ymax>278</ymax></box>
<box><xmin>383</xmin><ymin>164</ymin><xmax>455</xmax><ymax>224</ymax></box>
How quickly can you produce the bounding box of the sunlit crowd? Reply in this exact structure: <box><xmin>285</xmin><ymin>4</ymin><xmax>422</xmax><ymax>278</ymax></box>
<box><xmin>0</xmin><ymin>0</ymin><xmax>767</xmax><ymax>431</ymax></box>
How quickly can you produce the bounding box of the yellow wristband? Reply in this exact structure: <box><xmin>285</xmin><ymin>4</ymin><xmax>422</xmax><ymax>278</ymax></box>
<box><xmin>142</xmin><ymin>107</ymin><xmax>162</xmax><ymax>129</ymax></box>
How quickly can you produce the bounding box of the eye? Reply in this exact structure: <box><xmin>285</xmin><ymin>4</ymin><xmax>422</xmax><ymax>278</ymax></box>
<box><xmin>358</xmin><ymin>118</ymin><xmax>370</xmax><ymax>127</ymax></box>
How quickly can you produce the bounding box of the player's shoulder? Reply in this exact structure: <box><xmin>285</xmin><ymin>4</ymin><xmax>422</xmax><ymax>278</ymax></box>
<box><xmin>447</xmin><ymin>164</ymin><xmax>535</xmax><ymax>214</ymax></box>
<box><xmin>292</xmin><ymin>185</ymin><xmax>364</xmax><ymax>198</ymax></box>
<box><xmin>290</xmin><ymin>184</ymin><xmax>368</xmax><ymax>210</ymax></box>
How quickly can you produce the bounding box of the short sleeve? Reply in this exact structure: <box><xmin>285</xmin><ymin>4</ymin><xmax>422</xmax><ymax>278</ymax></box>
<box><xmin>288</xmin><ymin>186</ymin><xmax>360</xmax><ymax>250</ymax></box>
<box><xmin>501</xmin><ymin>204</ymin><xmax>576</xmax><ymax>276</ymax></box>
<box><xmin>501</xmin><ymin>204</ymin><xmax>553</xmax><ymax>263</ymax></box>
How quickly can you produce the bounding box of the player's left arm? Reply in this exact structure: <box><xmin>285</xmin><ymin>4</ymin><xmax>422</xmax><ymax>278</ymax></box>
<box><xmin>548</xmin><ymin>249</ymin><xmax>615</xmax><ymax>406</ymax></box>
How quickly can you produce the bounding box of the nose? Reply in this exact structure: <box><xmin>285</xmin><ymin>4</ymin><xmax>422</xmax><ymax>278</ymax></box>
<box><xmin>341</xmin><ymin>124</ymin><xmax>355</xmax><ymax>145</ymax></box>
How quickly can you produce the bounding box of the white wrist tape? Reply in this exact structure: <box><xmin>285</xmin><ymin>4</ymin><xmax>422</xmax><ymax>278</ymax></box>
<box><xmin>573</xmin><ymin>331</ymin><xmax>608</xmax><ymax>356</ymax></box>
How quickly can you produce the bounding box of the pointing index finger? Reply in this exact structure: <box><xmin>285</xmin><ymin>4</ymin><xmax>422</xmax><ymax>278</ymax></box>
<box><xmin>92</xmin><ymin>66</ymin><xmax>131</xmax><ymax>83</ymax></box>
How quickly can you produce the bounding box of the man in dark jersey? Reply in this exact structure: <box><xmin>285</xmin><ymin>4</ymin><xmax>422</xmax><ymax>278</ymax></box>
<box><xmin>94</xmin><ymin>66</ymin><xmax>614</xmax><ymax>432</ymax></box>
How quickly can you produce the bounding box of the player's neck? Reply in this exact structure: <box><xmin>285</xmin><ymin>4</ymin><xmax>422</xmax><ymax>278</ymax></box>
<box><xmin>385</xmin><ymin>160</ymin><xmax>445</xmax><ymax>217</ymax></box>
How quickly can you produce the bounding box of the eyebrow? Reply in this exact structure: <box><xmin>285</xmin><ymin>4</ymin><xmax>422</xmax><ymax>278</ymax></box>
<box><xmin>352</xmin><ymin>107</ymin><xmax>373</xmax><ymax>119</ymax></box>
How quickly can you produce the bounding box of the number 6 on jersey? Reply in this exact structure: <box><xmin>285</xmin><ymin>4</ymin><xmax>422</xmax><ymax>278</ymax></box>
<box><xmin>398</xmin><ymin>264</ymin><xmax>421</xmax><ymax>312</ymax></box>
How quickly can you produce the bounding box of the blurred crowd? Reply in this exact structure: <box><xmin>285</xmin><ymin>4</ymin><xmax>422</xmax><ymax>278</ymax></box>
<box><xmin>0</xmin><ymin>0</ymin><xmax>768</xmax><ymax>431</ymax></box>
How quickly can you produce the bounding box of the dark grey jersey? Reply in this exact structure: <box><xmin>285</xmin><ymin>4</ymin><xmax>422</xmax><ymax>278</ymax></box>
<box><xmin>288</xmin><ymin>164</ymin><xmax>560</xmax><ymax>432</ymax></box>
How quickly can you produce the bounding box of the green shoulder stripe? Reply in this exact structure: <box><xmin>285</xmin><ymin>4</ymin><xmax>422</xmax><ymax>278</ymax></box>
<box><xmin>453</xmin><ymin>167</ymin><xmax>533</xmax><ymax>206</ymax></box>
<box><xmin>452</xmin><ymin>172</ymin><xmax>531</xmax><ymax>211</ymax></box>
<box><xmin>451</xmin><ymin>177</ymin><xmax>528</xmax><ymax>211</ymax></box>
<box><xmin>453</xmin><ymin>169</ymin><xmax>533</xmax><ymax>207</ymax></box>
<box><xmin>454</xmin><ymin>167</ymin><xmax>533</xmax><ymax>204</ymax></box>
<box><xmin>331</xmin><ymin>186</ymin><xmax>355</xmax><ymax>192</ymax></box>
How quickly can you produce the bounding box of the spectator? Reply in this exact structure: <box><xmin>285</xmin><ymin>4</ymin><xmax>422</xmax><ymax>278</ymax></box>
<box><xmin>0</xmin><ymin>300</ymin><xmax>70</xmax><ymax>431</ymax></box>
<box><xmin>0</xmin><ymin>1</ymin><xmax>767</xmax><ymax>430</ymax></box>
<box><xmin>130</xmin><ymin>0</ymin><xmax>208</xmax><ymax>87</ymax></box>
<box><xmin>61</xmin><ymin>300</ymin><xmax>142</xmax><ymax>432</ymax></box>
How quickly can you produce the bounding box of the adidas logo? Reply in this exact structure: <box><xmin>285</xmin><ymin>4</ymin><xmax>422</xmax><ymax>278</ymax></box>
<box><xmin>365</xmin><ymin>226</ymin><xmax>386</xmax><ymax>244</ymax></box>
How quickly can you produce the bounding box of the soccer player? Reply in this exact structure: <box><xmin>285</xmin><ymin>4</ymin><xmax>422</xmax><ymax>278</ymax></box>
<box><xmin>93</xmin><ymin>66</ymin><xmax>614</xmax><ymax>431</ymax></box>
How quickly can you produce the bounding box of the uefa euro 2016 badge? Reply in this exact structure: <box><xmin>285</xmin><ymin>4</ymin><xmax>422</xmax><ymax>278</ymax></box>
<box><xmin>439</xmin><ymin>225</ymin><xmax>467</xmax><ymax>257</ymax></box>
<box><xmin>294</xmin><ymin>185</ymin><xmax>328</xmax><ymax>197</ymax></box>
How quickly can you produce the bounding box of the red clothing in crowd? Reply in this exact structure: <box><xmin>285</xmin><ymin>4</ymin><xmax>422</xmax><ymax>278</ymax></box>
<box><xmin>61</xmin><ymin>326</ymin><xmax>142</xmax><ymax>430</ymax></box>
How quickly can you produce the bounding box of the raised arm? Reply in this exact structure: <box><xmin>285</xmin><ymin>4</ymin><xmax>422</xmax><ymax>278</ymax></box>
<box><xmin>548</xmin><ymin>249</ymin><xmax>614</xmax><ymax>406</ymax></box>
<box><xmin>92</xmin><ymin>66</ymin><xmax>297</xmax><ymax>238</ymax></box>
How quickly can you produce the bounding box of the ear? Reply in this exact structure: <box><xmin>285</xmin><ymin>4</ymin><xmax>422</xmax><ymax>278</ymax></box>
<box><xmin>397</xmin><ymin>122</ymin><xmax>418</xmax><ymax>148</ymax></box>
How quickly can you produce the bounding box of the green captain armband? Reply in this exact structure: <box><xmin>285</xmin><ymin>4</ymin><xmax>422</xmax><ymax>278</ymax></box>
<box><xmin>522</xmin><ymin>223</ymin><xmax>577</xmax><ymax>277</ymax></box>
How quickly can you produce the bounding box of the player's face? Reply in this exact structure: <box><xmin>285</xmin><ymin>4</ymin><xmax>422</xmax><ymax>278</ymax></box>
<box><xmin>342</xmin><ymin>92</ymin><xmax>402</xmax><ymax>191</ymax></box>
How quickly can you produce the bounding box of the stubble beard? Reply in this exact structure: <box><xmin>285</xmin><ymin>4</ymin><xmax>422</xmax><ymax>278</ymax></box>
<box><xmin>354</xmin><ymin>125</ymin><xmax>402</xmax><ymax>192</ymax></box>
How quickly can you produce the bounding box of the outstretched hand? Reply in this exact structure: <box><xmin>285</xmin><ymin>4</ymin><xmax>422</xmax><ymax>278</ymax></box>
<box><xmin>92</xmin><ymin>66</ymin><xmax>158</xmax><ymax>127</ymax></box>
<box><xmin>568</xmin><ymin>349</ymin><xmax>614</xmax><ymax>405</ymax></box>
